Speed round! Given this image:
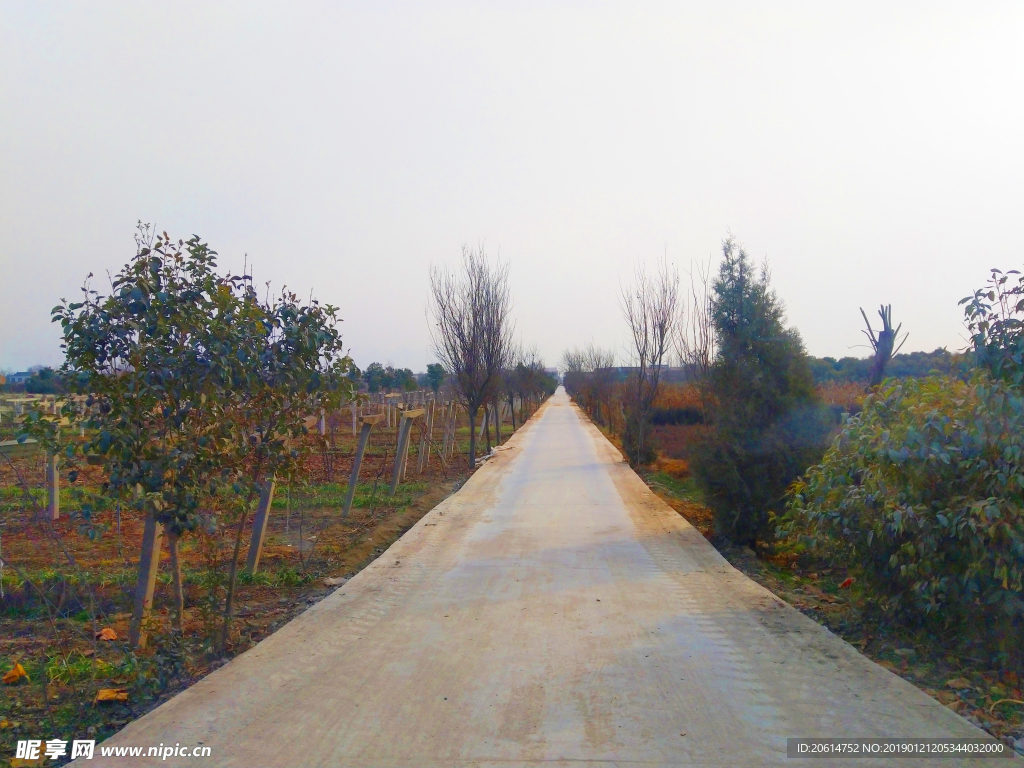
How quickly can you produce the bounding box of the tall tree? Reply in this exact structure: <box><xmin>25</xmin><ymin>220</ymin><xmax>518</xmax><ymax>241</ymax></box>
<box><xmin>426</xmin><ymin>363</ymin><xmax>446</xmax><ymax>393</ymax></box>
<box><xmin>429</xmin><ymin>245</ymin><xmax>514</xmax><ymax>468</ymax></box>
<box><xmin>619</xmin><ymin>259</ymin><xmax>678</xmax><ymax>465</ymax></box>
<box><xmin>860</xmin><ymin>304</ymin><xmax>907</xmax><ymax>387</ymax></box>
<box><xmin>691</xmin><ymin>236</ymin><xmax>829</xmax><ymax>546</ymax></box>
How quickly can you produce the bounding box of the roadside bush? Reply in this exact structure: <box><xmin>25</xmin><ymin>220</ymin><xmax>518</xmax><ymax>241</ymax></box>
<box><xmin>650</xmin><ymin>406</ymin><xmax>703</xmax><ymax>426</ymax></box>
<box><xmin>783</xmin><ymin>374</ymin><xmax>1024</xmax><ymax>652</ymax></box>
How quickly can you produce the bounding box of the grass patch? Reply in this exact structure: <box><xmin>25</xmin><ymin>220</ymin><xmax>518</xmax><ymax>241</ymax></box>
<box><xmin>644</xmin><ymin>471</ymin><xmax>703</xmax><ymax>504</ymax></box>
<box><xmin>272</xmin><ymin>481</ymin><xmax>426</xmax><ymax>511</ymax></box>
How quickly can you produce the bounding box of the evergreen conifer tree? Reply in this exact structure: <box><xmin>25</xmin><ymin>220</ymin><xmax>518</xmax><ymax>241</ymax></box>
<box><xmin>692</xmin><ymin>237</ymin><xmax>830</xmax><ymax>546</ymax></box>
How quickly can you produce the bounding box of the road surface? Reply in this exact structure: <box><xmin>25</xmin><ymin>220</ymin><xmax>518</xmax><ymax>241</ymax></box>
<box><xmin>90</xmin><ymin>389</ymin><xmax>1004</xmax><ymax>767</ymax></box>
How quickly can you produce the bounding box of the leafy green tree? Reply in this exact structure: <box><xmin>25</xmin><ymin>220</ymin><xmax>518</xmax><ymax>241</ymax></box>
<box><xmin>961</xmin><ymin>268</ymin><xmax>1024</xmax><ymax>386</ymax></box>
<box><xmin>51</xmin><ymin>225</ymin><xmax>354</xmax><ymax>648</ymax></box>
<box><xmin>364</xmin><ymin>362</ymin><xmax>386</xmax><ymax>392</ymax></box>
<box><xmin>783</xmin><ymin>374</ymin><xmax>1024</xmax><ymax>652</ymax></box>
<box><xmin>691</xmin><ymin>237</ymin><xmax>830</xmax><ymax>546</ymax></box>
<box><xmin>25</xmin><ymin>366</ymin><xmax>62</xmax><ymax>395</ymax></box>
<box><xmin>391</xmin><ymin>367</ymin><xmax>417</xmax><ymax>391</ymax></box>
<box><xmin>426</xmin><ymin>363</ymin><xmax>446</xmax><ymax>393</ymax></box>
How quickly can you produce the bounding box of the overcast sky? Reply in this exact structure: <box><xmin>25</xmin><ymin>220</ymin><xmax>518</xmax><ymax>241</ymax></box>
<box><xmin>2</xmin><ymin>2</ymin><xmax>1021</xmax><ymax>373</ymax></box>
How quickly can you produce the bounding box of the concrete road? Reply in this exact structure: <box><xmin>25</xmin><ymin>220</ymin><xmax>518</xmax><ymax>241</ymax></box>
<box><xmin>90</xmin><ymin>389</ymin><xmax>1007</xmax><ymax>767</ymax></box>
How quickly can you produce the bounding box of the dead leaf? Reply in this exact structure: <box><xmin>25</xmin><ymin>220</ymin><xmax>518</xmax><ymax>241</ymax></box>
<box><xmin>11</xmin><ymin>757</ymin><xmax>46</xmax><ymax>768</ymax></box>
<box><xmin>945</xmin><ymin>677</ymin><xmax>973</xmax><ymax>690</ymax></box>
<box><xmin>96</xmin><ymin>627</ymin><xmax>118</xmax><ymax>641</ymax></box>
<box><xmin>838</xmin><ymin>577</ymin><xmax>854</xmax><ymax>589</ymax></box>
<box><xmin>95</xmin><ymin>688</ymin><xmax>129</xmax><ymax>703</ymax></box>
<box><xmin>2</xmin><ymin>663</ymin><xmax>28</xmax><ymax>684</ymax></box>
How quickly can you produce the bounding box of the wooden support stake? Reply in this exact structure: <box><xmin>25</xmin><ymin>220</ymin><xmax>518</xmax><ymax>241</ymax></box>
<box><xmin>167</xmin><ymin>531</ymin><xmax>184</xmax><ymax>631</ymax></box>
<box><xmin>389</xmin><ymin>416</ymin><xmax>414</xmax><ymax>496</ymax></box>
<box><xmin>352</xmin><ymin>402</ymin><xmax>358</xmax><ymax>436</ymax></box>
<box><xmin>445</xmin><ymin>403</ymin><xmax>457</xmax><ymax>459</ymax></box>
<box><xmin>424</xmin><ymin>399</ymin><xmax>436</xmax><ymax>469</ymax></box>
<box><xmin>416</xmin><ymin>400</ymin><xmax>433</xmax><ymax>474</ymax></box>
<box><xmin>45</xmin><ymin>450</ymin><xmax>59</xmax><ymax>521</ymax></box>
<box><xmin>399</xmin><ymin>409</ymin><xmax>424</xmax><ymax>482</ymax></box>
<box><xmin>318</xmin><ymin>409</ymin><xmax>326</xmax><ymax>436</ymax></box>
<box><xmin>342</xmin><ymin>415</ymin><xmax>381</xmax><ymax>517</ymax></box>
<box><xmin>129</xmin><ymin>512</ymin><xmax>164</xmax><ymax>649</ymax></box>
<box><xmin>244</xmin><ymin>478</ymin><xmax>277</xmax><ymax>574</ymax></box>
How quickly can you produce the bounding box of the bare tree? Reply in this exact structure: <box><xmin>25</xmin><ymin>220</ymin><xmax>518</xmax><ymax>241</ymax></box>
<box><xmin>674</xmin><ymin>255</ymin><xmax>717</xmax><ymax>420</ymax></box>
<box><xmin>860</xmin><ymin>304</ymin><xmax>907</xmax><ymax>387</ymax></box>
<box><xmin>562</xmin><ymin>344</ymin><xmax>615</xmax><ymax>427</ymax></box>
<box><xmin>620</xmin><ymin>259</ymin><xmax>679</xmax><ymax>465</ymax></box>
<box><xmin>584</xmin><ymin>344</ymin><xmax>616</xmax><ymax>427</ymax></box>
<box><xmin>429</xmin><ymin>245</ymin><xmax>514</xmax><ymax>468</ymax></box>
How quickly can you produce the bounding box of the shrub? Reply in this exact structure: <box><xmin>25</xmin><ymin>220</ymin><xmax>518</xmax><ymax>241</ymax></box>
<box><xmin>650</xmin><ymin>406</ymin><xmax>703</xmax><ymax>426</ymax></box>
<box><xmin>783</xmin><ymin>374</ymin><xmax>1024</xmax><ymax>650</ymax></box>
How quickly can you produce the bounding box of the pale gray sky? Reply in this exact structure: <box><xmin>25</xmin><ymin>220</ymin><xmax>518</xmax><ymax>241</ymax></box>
<box><xmin>2</xmin><ymin>2</ymin><xmax>1021</xmax><ymax>373</ymax></box>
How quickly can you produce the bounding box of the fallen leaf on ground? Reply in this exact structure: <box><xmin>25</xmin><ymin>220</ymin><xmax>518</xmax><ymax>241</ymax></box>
<box><xmin>838</xmin><ymin>577</ymin><xmax>854</xmax><ymax>589</ymax></box>
<box><xmin>2</xmin><ymin>663</ymin><xmax>28</xmax><ymax>684</ymax></box>
<box><xmin>95</xmin><ymin>688</ymin><xmax>129</xmax><ymax>702</ymax></box>
<box><xmin>96</xmin><ymin>627</ymin><xmax>118</xmax><ymax>641</ymax></box>
<box><xmin>945</xmin><ymin>677</ymin><xmax>973</xmax><ymax>690</ymax></box>
<box><xmin>10</xmin><ymin>757</ymin><xmax>46</xmax><ymax>768</ymax></box>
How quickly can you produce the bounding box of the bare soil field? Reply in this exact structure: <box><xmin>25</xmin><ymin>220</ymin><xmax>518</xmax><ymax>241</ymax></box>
<box><xmin>0</xmin><ymin>405</ymin><xmax>531</xmax><ymax>762</ymax></box>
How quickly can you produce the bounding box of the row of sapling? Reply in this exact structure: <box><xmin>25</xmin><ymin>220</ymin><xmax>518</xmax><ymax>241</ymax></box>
<box><xmin>560</xmin><ymin>345</ymin><xmax>616</xmax><ymax>429</ymax></box>
<box><xmin>26</xmin><ymin>224</ymin><xmax>354</xmax><ymax>652</ymax></box>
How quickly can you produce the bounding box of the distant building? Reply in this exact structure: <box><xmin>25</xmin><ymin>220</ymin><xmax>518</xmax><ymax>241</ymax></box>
<box><xmin>8</xmin><ymin>372</ymin><xmax>32</xmax><ymax>384</ymax></box>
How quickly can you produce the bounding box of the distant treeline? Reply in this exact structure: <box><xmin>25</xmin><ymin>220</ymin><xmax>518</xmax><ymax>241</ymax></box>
<box><xmin>807</xmin><ymin>348</ymin><xmax>970</xmax><ymax>385</ymax></box>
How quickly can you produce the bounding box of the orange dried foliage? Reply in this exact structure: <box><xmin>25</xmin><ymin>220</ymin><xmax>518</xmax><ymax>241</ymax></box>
<box><xmin>817</xmin><ymin>381</ymin><xmax>865</xmax><ymax>410</ymax></box>
<box><xmin>653</xmin><ymin>383</ymin><xmax>703</xmax><ymax>410</ymax></box>
<box><xmin>653</xmin><ymin>456</ymin><xmax>690</xmax><ymax>478</ymax></box>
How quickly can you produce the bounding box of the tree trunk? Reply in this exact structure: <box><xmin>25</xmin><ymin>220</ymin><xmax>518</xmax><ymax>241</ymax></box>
<box><xmin>493</xmin><ymin>400</ymin><xmax>502</xmax><ymax>445</ymax></box>
<box><xmin>222</xmin><ymin>487</ymin><xmax>257</xmax><ymax>654</ymax></box>
<box><xmin>468</xmin><ymin>407</ymin><xmax>478</xmax><ymax>468</ymax></box>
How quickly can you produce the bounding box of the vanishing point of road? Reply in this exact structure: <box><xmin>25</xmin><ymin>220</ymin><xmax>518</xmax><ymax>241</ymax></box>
<box><xmin>90</xmin><ymin>389</ymin><xmax>1002</xmax><ymax>767</ymax></box>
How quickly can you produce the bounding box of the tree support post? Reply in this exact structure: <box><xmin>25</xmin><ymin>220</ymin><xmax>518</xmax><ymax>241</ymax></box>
<box><xmin>389</xmin><ymin>409</ymin><xmax>424</xmax><ymax>495</ymax></box>
<box><xmin>244</xmin><ymin>477</ymin><xmax>277</xmax><ymax>573</ymax></box>
<box><xmin>417</xmin><ymin>400</ymin><xmax>435</xmax><ymax>474</ymax></box>
<box><xmin>167</xmin><ymin>531</ymin><xmax>184</xmax><ymax>632</ymax></box>
<box><xmin>446</xmin><ymin>403</ymin><xmax>458</xmax><ymax>460</ymax></box>
<box><xmin>343</xmin><ymin>414</ymin><xmax>382</xmax><ymax>517</ymax></box>
<box><xmin>129</xmin><ymin>512</ymin><xmax>164</xmax><ymax>649</ymax></box>
<box><xmin>45</xmin><ymin>450</ymin><xmax>59</xmax><ymax>521</ymax></box>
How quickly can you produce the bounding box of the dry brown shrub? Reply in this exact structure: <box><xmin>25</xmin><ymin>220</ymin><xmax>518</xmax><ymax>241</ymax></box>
<box><xmin>816</xmin><ymin>381</ymin><xmax>865</xmax><ymax>410</ymax></box>
<box><xmin>652</xmin><ymin>383</ymin><xmax>703</xmax><ymax>410</ymax></box>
